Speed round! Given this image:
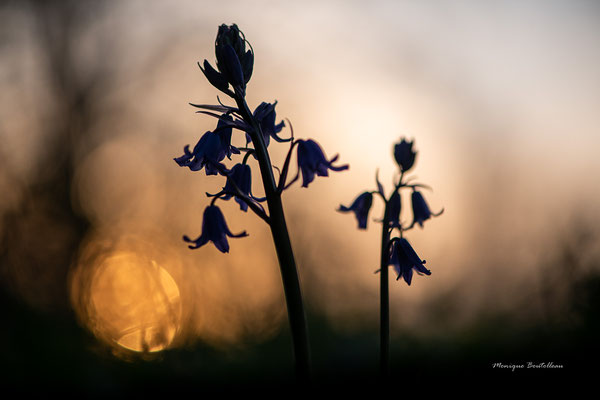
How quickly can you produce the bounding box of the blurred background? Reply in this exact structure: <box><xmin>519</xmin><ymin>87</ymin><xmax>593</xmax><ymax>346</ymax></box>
<box><xmin>1</xmin><ymin>0</ymin><xmax>599</xmax><ymax>392</ymax></box>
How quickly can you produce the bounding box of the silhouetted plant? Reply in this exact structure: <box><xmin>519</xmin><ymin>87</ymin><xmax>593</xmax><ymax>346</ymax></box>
<box><xmin>338</xmin><ymin>138</ymin><xmax>443</xmax><ymax>377</ymax></box>
<box><xmin>175</xmin><ymin>24</ymin><xmax>348</xmax><ymax>383</ymax></box>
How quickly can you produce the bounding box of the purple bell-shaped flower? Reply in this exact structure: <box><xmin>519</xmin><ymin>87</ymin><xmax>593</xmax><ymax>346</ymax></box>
<box><xmin>338</xmin><ymin>192</ymin><xmax>373</xmax><ymax>229</ymax></box>
<box><xmin>183</xmin><ymin>205</ymin><xmax>248</xmax><ymax>253</ymax></box>
<box><xmin>410</xmin><ymin>190</ymin><xmax>443</xmax><ymax>228</ymax></box>
<box><xmin>389</xmin><ymin>238</ymin><xmax>430</xmax><ymax>285</ymax></box>
<box><xmin>296</xmin><ymin>139</ymin><xmax>349</xmax><ymax>188</ymax></box>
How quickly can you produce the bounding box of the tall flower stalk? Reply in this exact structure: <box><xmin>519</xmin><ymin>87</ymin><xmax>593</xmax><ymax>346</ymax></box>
<box><xmin>175</xmin><ymin>24</ymin><xmax>348</xmax><ymax>383</ymax></box>
<box><xmin>338</xmin><ymin>138</ymin><xmax>443</xmax><ymax>377</ymax></box>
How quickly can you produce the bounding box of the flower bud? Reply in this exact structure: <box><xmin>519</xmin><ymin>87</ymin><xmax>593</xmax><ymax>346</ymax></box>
<box><xmin>394</xmin><ymin>138</ymin><xmax>417</xmax><ymax>172</ymax></box>
<box><xmin>215</xmin><ymin>24</ymin><xmax>254</xmax><ymax>89</ymax></box>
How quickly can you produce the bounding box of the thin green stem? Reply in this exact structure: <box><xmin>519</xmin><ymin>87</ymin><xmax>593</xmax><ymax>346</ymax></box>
<box><xmin>242</xmin><ymin>148</ymin><xmax>255</xmax><ymax>165</ymax></box>
<box><xmin>380</xmin><ymin>202</ymin><xmax>390</xmax><ymax>378</ymax></box>
<box><xmin>380</xmin><ymin>170</ymin><xmax>403</xmax><ymax>378</ymax></box>
<box><xmin>233</xmin><ymin>94</ymin><xmax>311</xmax><ymax>384</ymax></box>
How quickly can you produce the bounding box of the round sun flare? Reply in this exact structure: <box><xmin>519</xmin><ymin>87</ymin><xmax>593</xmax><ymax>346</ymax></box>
<box><xmin>76</xmin><ymin>248</ymin><xmax>182</xmax><ymax>354</ymax></box>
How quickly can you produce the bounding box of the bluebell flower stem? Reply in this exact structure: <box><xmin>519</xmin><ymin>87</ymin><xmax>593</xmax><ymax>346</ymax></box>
<box><xmin>233</xmin><ymin>95</ymin><xmax>311</xmax><ymax>384</ymax></box>
<box><xmin>378</xmin><ymin>171</ymin><xmax>405</xmax><ymax>377</ymax></box>
<box><xmin>242</xmin><ymin>148</ymin><xmax>255</xmax><ymax>164</ymax></box>
<box><xmin>380</xmin><ymin>205</ymin><xmax>391</xmax><ymax>378</ymax></box>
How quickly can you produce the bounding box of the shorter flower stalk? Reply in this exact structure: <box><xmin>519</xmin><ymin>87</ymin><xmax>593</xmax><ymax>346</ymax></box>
<box><xmin>338</xmin><ymin>137</ymin><xmax>443</xmax><ymax>378</ymax></box>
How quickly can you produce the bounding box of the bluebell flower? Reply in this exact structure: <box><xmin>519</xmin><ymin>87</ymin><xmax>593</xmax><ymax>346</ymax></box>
<box><xmin>338</xmin><ymin>192</ymin><xmax>373</xmax><ymax>229</ymax></box>
<box><xmin>386</xmin><ymin>190</ymin><xmax>402</xmax><ymax>228</ymax></box>
<box><xmin>245</xmin><ymin>102</ymin><xmax>287</xmax><ymax>147</ymax></box>
<box><xmin>208</xmin><ymin>163</ymin><xmax>255</xmax><ymax>212</ymax></box>
<box><xmin>183</xmin><ymin>205</ymin><xmax>248</xmax><ymax>253</ymax></box>
<box><xmin>214</xmin><ymin>114</ymin><xmax>241</xmax><ymax>159</ymax></box>
<box><xmin>389</xmin><ymin>238</ymin><xmax>430</xmax><ymax>285</ymax></box>
<box><xmin>296</xmin><ymin>139</ymin><xmax>349</xmax><ymax>188</ymax></box>
<box><xmin>174</xmin><ymin>130</ymin><xmax>224</xmax><ymax>175</ymax></box>
<box><xmin>394</xmin><ymin>138</ymin><xmax>417</xmax><ymax>172</ymax></box>
<box><xmin>174</xmin><ymin>115</ymin><xmax>239</xmax><ymax>175</ymax></box>
<box><xmin>410</xmin><ymin>190</ymin><xmax>442</xmax><ymax>228</ymax></box>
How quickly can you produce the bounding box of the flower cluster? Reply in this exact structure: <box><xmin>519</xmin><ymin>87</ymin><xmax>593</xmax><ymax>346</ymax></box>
<box><xmin>175</xmin><ymin>24</ymin><xmax>348</xmax><ymax>253</ymax></box>
<box><xmin>338</xmin><ymin>138</ymin><xmax>443</xmax><ymax>285</ymax></box>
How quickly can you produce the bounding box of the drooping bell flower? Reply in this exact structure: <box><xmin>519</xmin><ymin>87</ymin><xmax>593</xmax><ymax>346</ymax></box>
<box><xmin>389</xmin><ymin>238</ymin><xmax>430</xmax><ymax>285</ymax></box>
<box><xmin>183</xmin><ymin>205</ymin><xmax>248</xmax><ymax>253</ymax></box>
<box><xmin>394</xmin><ymin>138</ymin><xmax>417</xmax><ymax>172</ymax></box>
<box><xmin>214</xmin><ymin>114</ymin><xmax>240</xmax><ymax>160</ymax></box>
<box><xmin>410</xmin><ymin>190</ymin><xmax>442</xmax><ymax>228</ymax></box>
<box><xmin>245</xmin><ymin>102</ymin><xmax>287</xmax><ymax>147</ymax></box>
<box><xmin>296</xmin><ymin>139</ymin><xmax>349</xmax><ymax>188</ymax></box>
<box><xmin>174</xmin><ymin>130</ymin><xmax>224</xmax><ymax>175</ymax></box>
<box><xmin>221</xmin><ymin>163</ymin><xmax>253</xmax><ymax>211</ymax></box>
<box><xmin>174</xmin><ymin>115</ymin><xmax>240</xmax><ymax>175</ymax></box>
<box><xmin>338</xmin><ymin>192</ymin><xmax>373</xmax><ymax>229</ymax></box>
<box><xmin>386</xmin><ymin>190</ymin><xmax>402</xmax><ymax>228</ymax></box>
